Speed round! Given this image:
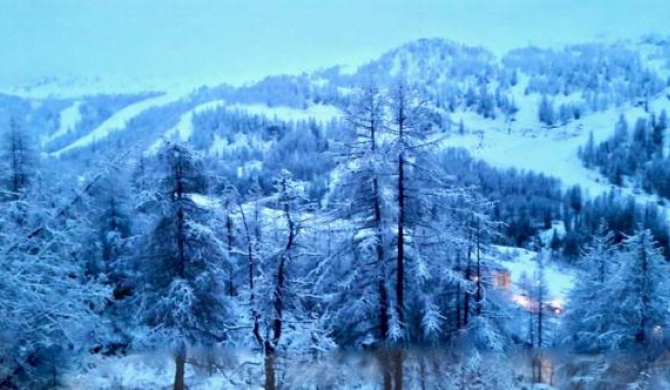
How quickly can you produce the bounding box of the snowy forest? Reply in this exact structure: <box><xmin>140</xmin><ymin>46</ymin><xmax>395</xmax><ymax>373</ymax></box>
<box><xmin>4</xmin><ymin>34</ymin><xmax>670</xmax><ymax>389</ymax></box>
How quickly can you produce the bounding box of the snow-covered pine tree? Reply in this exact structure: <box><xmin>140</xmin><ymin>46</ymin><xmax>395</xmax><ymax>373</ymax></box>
<box><xmin>529</xmin><ymin>254</ymin><xmax>552</xmax><ymax>384</ymax></box>
<box><xmin>609</xmin><ymin>228</ymin><xmax>669</xmax><ymax>351</ymax></box>
<box><xmin>323</xmin><ymin>82</ymin><xmax>397</xmax><ymax>389</ymax></box>
<box><xmin>130</xmin><ymin>142</ymin><xmax>236</xmax><ymax>390</ymax></box>
<box><xmin>562</xmin><ymin>220</ymin><xmax>618</xmax><ymax>352</ymax></box>
<box><xmin>538</xmin><ymin>95</ymin><xmax>555</xmax><ymax>126</ymax></box>
<box><xmin>0</xmin><ymin>116</ymin><xmax>38</xmax><ymax>202</ymax></box>
<box><xmin>0</xmin><ymin>159</ymin><xmax>110</xmax><ymax>388</ymax></box>
<box><xmin>257</xmin><ymin>169</ymin><xmax>310</xmax><ymax>390</ymax></box>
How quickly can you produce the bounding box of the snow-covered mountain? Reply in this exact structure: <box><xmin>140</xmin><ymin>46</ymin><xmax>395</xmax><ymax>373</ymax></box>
<box><xmin>10</xmin><ymin>35</ymin><xmax>665</xmax><ymax>254</ymax></box>
<box><xmin>2</xmin><ymin>35</ymin><xmax>669</xmax><ymax>229</ymax></box>
<box><xmin>5</xmin><ymin>36</ymin><xmax>666</xmax><ymax>192</ymax></box>
<box><xmin>6</xmin><ymin>34</ymin><xmax>670</xmax><ymax>389</ymax></box>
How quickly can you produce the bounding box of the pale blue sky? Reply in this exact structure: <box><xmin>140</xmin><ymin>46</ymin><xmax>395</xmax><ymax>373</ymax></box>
<box><xmin>0</xmin><ymin>0</ymin><xmax>668</xmax><ymax>88</ymax></box>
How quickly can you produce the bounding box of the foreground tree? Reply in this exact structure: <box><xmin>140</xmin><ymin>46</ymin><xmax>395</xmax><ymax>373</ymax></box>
<box><xmin>0</xmin><ymin>171</ymin><xmax>110</xmax><ymax>387</ymax></box>
<box><xmin>611</xmin><ymin>228</ymin><xmax>669</xmax><ymax>350</ymax></box>
<box><xmin>564</xmin><ymin>226</ymin><xmax>669</xmax><ymax>354</ymax></box>
<box><xmin>131</xmin><ymin>143</ymin><xmax>236</xmax><ymax>390</ymax></box>
<box><xmin>562</xmin><ymin>221</ymin><xmax>618</xmax><ymax>351</ymax></box>
<box><xmin>324</xmin><ymin>83</ymin><xmax>397</xmax><ymax>388</ymax></box>
<box><xmin>323</xmin><ymin>81</ymin><xmax>479</xmax><ymax>389</ymax></box>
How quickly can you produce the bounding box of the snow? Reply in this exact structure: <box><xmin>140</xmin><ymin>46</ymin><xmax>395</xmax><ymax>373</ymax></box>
<box><xmin>190</xmin><ymin>193</ymin><xmax>221</xmax><ymax>210</ymax></box>
<box><xmin>442</xmin><ymin>80</ymin><xmax>670</xmax><ymax>233</ymax></box>
<box><xmin>148</xmin><ymin>102</ymin><xmax>338</xmax><ymax>155</ymax></box>
<box><xmin>51</xmin><ymin>89</ymin><xmax>194</xmax><ymax>157</ymax></box>
<box><xmin>445</xmin><ymin>84</ymin><xmax>670</xmax><ymax>200</ymax></box>
<box><xmin>226</xmin><ymin>103</ymin><xmax>340</xmax><ymax>124</ymax></box>
<box><xmin>65</xmin><ymin>350</ymin><xmax>264</xmax><ymax>389</ymax></box>
<box><xmin>539</xmin><ymin>221</ymin><xmax>567</xmax><ymax>247</ymax></box>
<box><xmin>208</xmin><ymin>132</ymin><xmax>269</xmax><ymax>160</ymax></box>
<box><xmin>148</xmin><ymin>100</ymin><xmax>227</xmax><ymax>153</ymax></box>
<box><xmin>1</xmin><ymin>74</ymin><xmax>213</xmax><ymax>100</ymax></box>
<box><xmin>492</xmin><ymin>246</ymin><xmax>575</xmax><ymax>304</ymax></box>
<box><xmin>209</xmin><ymin>135</ymin><xmax>228</xmax><ymax>156</ymax></box>
<box><xmin>42</xmin><ymin>101</ymin><xmax>82</xmax><ymax>146</ymax></box>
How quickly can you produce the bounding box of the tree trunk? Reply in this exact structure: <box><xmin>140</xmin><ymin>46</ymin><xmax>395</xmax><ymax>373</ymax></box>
<box><xmin>455</xmin><ymin>251</ymin><xmax>462</xmax><ymax>330</ymax></box>
<box><xmin>475</xmin><ymin>219</ymin><xmax>483</xmax><ymax>317</ymax></box>
<box><xmin>175</xmin><ymin>152</ymin><xmax>186</xmax><ymax>279</ymax></box>
<box><xmin>264</xmin><ymin>347</ymin><xmax>277</xmax><ymax>390</ymax></box>
<box><xmin>393</xmin><ymin>348</ymin><xmax>404</xmax><ymax>390</ymax></box>
<box><xmin>397</xmin><ymin>152</ymin><xmax>405</xmax><ymax>333</ymax></box>
<box><xmin>173</xmin><ymin>344</ymin><xmax>186</xmax><ymax>390</ymax></box>
<box><xmin>378</xmin><ymin>349</ymin><xmax>393</xmax><ymax>390</ymax></box>
<box><xmin>395</xmin><ymin>83</ymin><xmax>407</xmax><ymax>341</ymax></box>
<box><xmin>226</xmin><ymin>212</ymin><xmax>235</xmax><ymax>296</ymax></box>
<box><xmin>463</xmin><ymin>247</ymin><xmax>472</xmax><ymax>327</ymax></box>
<box><xmin>374</xmin><ymin>176</ymin><xmax>390</xmax><ymax>341</ymax></box>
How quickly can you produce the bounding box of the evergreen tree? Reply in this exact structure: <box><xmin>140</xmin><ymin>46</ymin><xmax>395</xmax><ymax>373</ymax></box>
<box><xmin>562</xmin><ymin>221</ymin><xmax>617</xmax><ymax>352</ymax></box>
<box><xmin>652</xmin><ymin>109</ymin><xmax>666</xmax><ymax>157</ymax></box>
<box><xmin>581</xmin><ymin>131</ymin><xmax>595</xmax><ymax>168</ymax></box>
<box><xmin>614</xmin><ymin>113</ymin><xmax>629</xmax><ymax>143</ymax></box>
<box><xmin>131</xmin><ymin>142</ymin><xmax>235</xmax><ymax>390</ymax></box>
<box><xmin>611</xmin><ymin>229</ymin><xmax>669</xmax><ymax>350</ymax></box>
<box><xmin>565</xmin><ymin>227</ymin><xmax>669</xmax><ymax>353</ymax></box>
<box><xmin>0</xmin><ymin>174</ymin><xmax>109</xmax><ymax>388</ymax></box>
<box><xmin>324</xmin><ymin>82</ymin><xmax>396</xmax><ymax>389</ymax></box>
<box><xmin>0</xmin><ymin>117</ymin><xmax>38</xmax><ymax>201</ymax></box>
<box><xmin>538</xmin><ymin>95</ymin><xmax>555</xmax><ymax>126</ymax></box>
<box><xmin>250</xmin><ymin>169</ymin><xmax>327</xmax><ymax>390</ymax></box>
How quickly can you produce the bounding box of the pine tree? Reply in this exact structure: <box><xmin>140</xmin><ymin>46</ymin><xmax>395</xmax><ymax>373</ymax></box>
<box><xmin>565</xmin><ymin>226</ymin><xmax>670</xmax><ymax>353</ymax></box>
<box><xmin>529</xmin><ymin>254</ymin><xmax>551</xmax><ymax>384</ymax></box>
<box><xmin>652</xmin><ymin>110</ymin><xmax>667</xmax><ymax>157</ymax></box>
<box><xmin>612</xmin><ymin>228</ymin><xmax>669</xmax><ymax>350</ymax></box>
<box><xmin>131</xmin><ymin>142</ymin><xmax>235</xmax><ymax>390</ymax></box>
<box><xmin>324</xmin><ymin>82</ymin><xmax>396</xmax><ymax>389</ymax></box>
<box><xmin>0</xmin><ymin>117</ymin><xmax>38</xmax><ymax>201</ymax></box>
<box><xmin>581</xmin><ymin>131</ymin><xmax>595</xmax><ymax>168</ymax></box>
<box><xmin>260</xmin><ymin>170</ymin><xmax>309</xmax><ymax>390</ymax></box>
<box><xmin>538</xmin><ymin>95</ymin><xmax>555</xmax><ymax>126</ymax></box>
<box><xmin>562</xmin><ymin>221</ymin><xmax>617</xmax><ymax>352</ymax></box>
<box><xmin>0</xmin><ymin>174</ymin><xmax>109</xmax><ymax>388</ymax></box>
<box><xmin>614</xmin><ymin>113</ymin><xmax>629</xmax><ymax>143</ymax></box>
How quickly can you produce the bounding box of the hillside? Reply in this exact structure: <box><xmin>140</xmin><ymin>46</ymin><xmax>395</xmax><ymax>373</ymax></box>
<box><xmin>3</xmin><ymin>35</ymin><xmax>670</xmax><ymax>389</ymax></box>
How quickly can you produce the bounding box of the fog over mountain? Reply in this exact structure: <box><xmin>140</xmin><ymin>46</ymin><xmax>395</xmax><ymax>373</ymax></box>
<box><xmin>1</xmin><ymin>0</ymin><xmax>668</xmax><ymax>90</ymax></box>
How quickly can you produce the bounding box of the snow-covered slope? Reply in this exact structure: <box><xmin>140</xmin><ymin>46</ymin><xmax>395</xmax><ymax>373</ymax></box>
<box><xmin>493</xmin><ymin>246</ymin><xmax>574</xmax><ymax>305</ymax></box>
<box><xmin>148</xmin><ymin>99</ymin><xmax>228</xmax><ymax>152</ymax></box>
<box><xmin>8</xmin><ymin>36</ymin><xmax>664</xmax><ymax>162</ymax></box>
<box><xmin>227</xmin><ymin>102</ymin><xmax>340</xmax><ymax>124</ymax></box>
<box><xmin>446</xmin><ymin>86</ymin><xmax>670</xmax><ymax>198</ymax></box>
<box><xmin>50</xmin><ymin>90</ymin><xmax>194</xmax><ymax>157</ymax></box>
<box><xmin>42</xmin><ymin>101</ymin><xmax>82</xmax><ymax>146</ymax></box>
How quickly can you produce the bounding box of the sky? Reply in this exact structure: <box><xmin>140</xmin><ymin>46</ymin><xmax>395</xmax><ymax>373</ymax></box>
<box><xmin>0</xmin><ymin>0</ymin><xmax>669</xmax><ymax>90</ymax></box>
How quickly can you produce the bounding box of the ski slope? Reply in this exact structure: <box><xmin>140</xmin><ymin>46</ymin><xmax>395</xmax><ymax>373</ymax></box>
<box><xmin>50</xmin><ymin>89</ymin><xmax>192</xmax><ymax>157</ymax></box>
<box><xmin>148</xmin><ymin>99</ymin><xmax>227</xmax><ymax>153</ymax></box>
<box><xmin>446</xmin><ymin>87</ymin><xmax>670</xmax><ymax>200</ymax></box>
<box><xmin>42</xmin><ymin>101</ymin><xmax>82</xmax><ymax>146</ymax></box>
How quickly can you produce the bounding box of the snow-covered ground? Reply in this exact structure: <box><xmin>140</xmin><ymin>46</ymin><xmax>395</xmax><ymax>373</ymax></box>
<box><xmin>42</xmin><ymin>101</ymin><xmax>82</xmax><ymax>146</ymax></box>
<box><xmin>65</xmin><ymin>351</ymin><xmax>263</xmax><ymax>390</ymax></box>
<box><xmin>50</xmin><ymin>89</ymin><xmax>195</xmax><ymax>157</ymax></box>
<box><xmin>227</xmin><ymin>102</ymin><xmax>340</xmax><ymax>124</ymax></box>
<box><xmin>148</xmin><ymin>99</ymin><xmax>227</xmax><ymax>153</ymax></box>
<box><xmin>148</xmin><ymin>102</ymin><xmax>341</xmax><ymax>156</ymax></box>
<box><xmin>492</xmin><ymin>245</ymin><xmax>574</xmax><ymax>306</ymax></box>
<box><xmin>446</xmin><ymin>86</ymin><xmax>670</xmax><ymax>200</ymax></box>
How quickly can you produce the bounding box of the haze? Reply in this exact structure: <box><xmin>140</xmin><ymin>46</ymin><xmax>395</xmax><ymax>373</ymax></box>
<box><xmin>0</xmin><ymin>0</ymin><xmax>668</xmax><ymax>89</ymax></box>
